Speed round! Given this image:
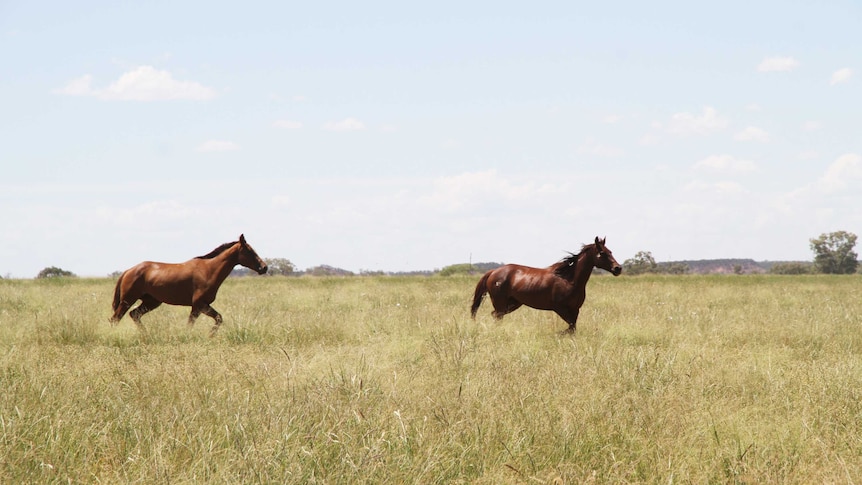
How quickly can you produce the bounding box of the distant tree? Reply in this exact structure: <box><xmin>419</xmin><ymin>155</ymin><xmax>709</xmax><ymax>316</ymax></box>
<box><xmin>305</xmin><ymin>265</ymin><xmax>354</xmax><ymax>277</ymax></box>
<box><xmin>623</xmin><ymin>251</ymin><xmax>658</xmax><ymax>275</ymax></box>
<box><xmin>36</xmin><ymin>266</ymin><xmax>76</xmax><ymax>279</ymax></box>
<box><xmin>437</xmin><ymin>263</ymin><xmax>476</xmax><ymax>276</ymax></box>
<box><xmin>810</xmin><ymin>231</ymin><xmax>858</xmax><ymax>274</ymax></box>
<box><xmin>472</xmin><ymin>262</ymin><xmax>504</xmax><ymax>273</ymax></box>
<box><xmin>265</xmin><ymin>258</ymin><xmax>296</xmax><ymax>276</ymax></box>
<box><xmin>769</xmin><ymin>262</ymin><xmax>815</xmax><ymax>275</ymax></box>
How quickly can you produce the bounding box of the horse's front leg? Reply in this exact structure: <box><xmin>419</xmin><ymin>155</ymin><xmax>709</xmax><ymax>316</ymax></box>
<box><xmin>198</xmin><ymin>304</ymin><xmax>224</xmax><ymax>337</ymax></box>
<box><xmin>555</xmin><ymin>307</ymin><xmax>580</xmax><ymax>335</ymax></box>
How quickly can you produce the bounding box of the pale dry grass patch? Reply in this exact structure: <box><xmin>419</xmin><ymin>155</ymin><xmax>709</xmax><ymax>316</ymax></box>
<box><xmin>1</xmin><ymin>274</ymin><xmax>861</xmax><ymax>483</ymax></box>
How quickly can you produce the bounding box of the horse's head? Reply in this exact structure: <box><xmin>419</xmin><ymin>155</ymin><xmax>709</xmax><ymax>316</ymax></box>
<box><xmin>593</xmin><ymin>236</ymin><xmax>622</xmax><ymax>276</ymax></box>
<box><xmin>237</xmin><ymin>234</ymin><xmax>268</xmax><ymax>275</ymax></box>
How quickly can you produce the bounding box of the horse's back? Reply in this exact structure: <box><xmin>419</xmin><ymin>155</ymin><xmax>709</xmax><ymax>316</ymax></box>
<box><xmin>493</xmin><ymin>264</ymin><xmax>565</xmax><ymax>308</ymax></box>
<box><xmin>494</xmin><ymin>263</ymin><xmax>553</xmax><ymax>282</ymax></box>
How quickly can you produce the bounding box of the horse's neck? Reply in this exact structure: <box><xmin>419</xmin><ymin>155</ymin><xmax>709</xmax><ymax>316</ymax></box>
<box><xmin>202</xmin><ymin>244</ymin><xmax>240</xmax><ymax>283</ymax></box>
<box><xmin>572</xmin><ymin>251</ymin><xmax>595</xmax><ymax>288</ymax></box>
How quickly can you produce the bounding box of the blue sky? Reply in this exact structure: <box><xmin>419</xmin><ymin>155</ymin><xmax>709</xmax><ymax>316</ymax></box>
<box><xmin>1</xmin><ymin>1</ymin><xmax>860</xmax><ymax>277</ymax></box>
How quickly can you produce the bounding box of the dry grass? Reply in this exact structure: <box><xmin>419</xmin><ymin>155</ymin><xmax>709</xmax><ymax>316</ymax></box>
<box><xmin>1</xmin><ymin>274</ymin><xmax>861</xmax><ymax>483</ymax></box>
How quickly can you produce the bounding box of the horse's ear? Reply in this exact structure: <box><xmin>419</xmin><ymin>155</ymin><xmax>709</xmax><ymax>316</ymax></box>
<box><xmin>239</xmin><ymin>234</ymin><xmax>246</xmax><ymax>245</ymax></box>
<box><xmin>595</xmin><ymin>236</ymin><xmax>603</xmax><ymax>248</ymax></box>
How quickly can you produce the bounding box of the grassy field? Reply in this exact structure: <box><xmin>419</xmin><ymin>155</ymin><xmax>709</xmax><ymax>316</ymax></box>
<box><xmin>1</xmin><ymin>274</ymin><xmax>861</xmax><ymax>483</ymax></box>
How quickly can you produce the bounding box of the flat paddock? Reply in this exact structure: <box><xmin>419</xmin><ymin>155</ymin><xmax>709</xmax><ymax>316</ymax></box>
<box><xmin>1</xmin><ymin>275</ymin><xmax>860</xmax><ymax>483</ymax></box>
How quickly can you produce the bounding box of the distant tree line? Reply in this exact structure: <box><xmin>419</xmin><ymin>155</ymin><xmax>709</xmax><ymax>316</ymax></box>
<box><xmin>622</xmin><ymin>251</ymin><xmax>691</xmax><ymax>275</ymax></box>
<box><xmin>623</xmin><ymin>231</ymin><xmax>859</xmax><ymax>276</ymax></box>
<box><xmin>437</xmin><ymin>262</ymin><xmax>503</xmax><ymax>276</ymax></box>
<box><xmin>768</xmin><ymin>262</ymin><xmax>815</xmax><ymax>275</ymax></box>
<box><xmin>230</xmin><ymin>260</ymin><xmax>504</xmax><ymax>277</ymax></box>
<box><xmin>32</xmin><ymin>231</ymin><xmax>861</xmax><ymax>279</ymax></box>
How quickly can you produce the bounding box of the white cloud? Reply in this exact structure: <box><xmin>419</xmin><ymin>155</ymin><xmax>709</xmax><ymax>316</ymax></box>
<box><xmin>802</xmin><ymin>121</ymin><xmax>821</xmax><ymax>132</ymax></box>
<box><xmin>53</xmin><ymin>75</ymin><xmax>95</xmax><ymax>96</ymax></box>
<box><xmin>196</xmin><ymin>140</ymin><xmax>240</xmax><ymax>152</ymax></box>
<box><xmin>757</xmin><ymin>56</ymin><xmax>800</xmax><ymax>72</ymax></box>
<box><xmin>666</xmin><ymin>106</ymin><xmax>728</xmax><ymax>136</ymax></box>
<box><xmin>684</xmin><ymin>180</ymin><xmax>746</xmax><ymax>194</ymax></box>
<box><xmin>273</xmin><ymin>120</ymin><xmax>303</xmax><ymax>129</ymax></box>
<box><xmin>639</xmin><ymin>134</ymin><xmax>660</xmax><ymax>146</ymax></box>
<box><xmin>734</xmin><ymin>126</ymin><xmax>770</xmax><ymax>142</ymax></box>
<box><xmin>271</xmin><ymin>195</ymin><xmax>292</xmax><ymax>207</ymax></box>
<box><xmin>578</xmin><ymin>138</ymin><xmax>625</xmax><ymax>157</ymax></box>
<box><xmin>830</xmin><ymin>68</ymin><xmax>853</xmax><ymax>85</ymax></box>
<box><xmin>714</xmin><ymin>181</ymin><xmax>745</xmax><ymax>193</ymax></box>
<box><xmin>102</xmin><ymin>200</ymin><xmax>202</xmax><ymax>220</ymax></box>
<box><xmin>56</xmin><ymin>66</ymin><xmax>216</xmax><ymax>101</ymax></box>
<box><xmin>323</xmin><ymin>118</ymin><xmax>365</xmax><ymax>132</ymax></box>
<box><xmin>441</xmin><ymin>138</ymin><xmax>461</xmax><ymax>149</ymax></box>
<box><xmin>694</xmin><ymin>155</ymin><xmax>757</xmax><ymax>173</ymax></box>
<box><xmin>784</xmin><ymin>153</ymin><xmax>862</xmax><ymax>208</ymax></box>
<box><xmin>419</xmin><ymin>170</ymin><xmax>564</xmax><ymax>213</ymax></box>
<box><xmin>816</xmin><ymin>153</ymin><xmax>862</xmax><ymax>194</ymax></box>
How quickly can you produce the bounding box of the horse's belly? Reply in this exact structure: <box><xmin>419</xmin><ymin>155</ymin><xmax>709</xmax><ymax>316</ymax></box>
<box><xmin>144</xmin><ymin>285</ymin><xmax>192</xmax><ymax>305</ymax></box>
<box><xmin>157</xmin><ymin>293</ymin><xmax>193</xmax><ymax>306</ymax></box>
<box><xmin>516</xmin><ymin>286</ymin><xmax>573</xmax><ymax>311</ymax></box>
<box><xmin>144</xmin><ymin>269</ymin><xmax>195</xmax><ymax>305</ymax></box>
<box><xmin>520</xmin><ymin>297</ymin><xmax>556</xmax><ymax>311</ymax></box>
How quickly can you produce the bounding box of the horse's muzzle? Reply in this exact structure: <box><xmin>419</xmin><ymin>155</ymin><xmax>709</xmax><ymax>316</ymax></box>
<box><xmin>257</xmin><ymin>265</ymin><xmax>268</xmax><ymax>275</ymax></box>
<box><xmin>612</xmin><ymin>266</ymin><xmax>622</xmax><ymax>276</ymax></box>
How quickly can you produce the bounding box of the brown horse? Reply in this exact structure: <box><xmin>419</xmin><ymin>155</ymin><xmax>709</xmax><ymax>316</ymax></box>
<box><xmin>110</xmin><ymin>234</ymin><xmax>267</xmax><ymax>335</ymax></box>
<box><xmin>471</xmin><ymin>237</ymin><xmax>622</xmax><ymax>333</ymax></box>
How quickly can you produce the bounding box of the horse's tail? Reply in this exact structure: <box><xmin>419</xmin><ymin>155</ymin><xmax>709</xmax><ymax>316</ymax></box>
<box><xmin>470</xmin><ymin>271</ymin><xmax>491</xmax><ymax>319</ymax></box>
<box><xmin>111</xmin><ymin>271</ymin><xmax>125</xmax><ymax>313</ymax></box>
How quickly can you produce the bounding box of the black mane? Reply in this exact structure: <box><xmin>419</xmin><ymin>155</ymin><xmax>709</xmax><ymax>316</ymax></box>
<box><xmin>552</xmin><ymin>243</ymin><xmax>595</xmax><ymax>279</ymax></box>
<box><xmin>195</xmin><ymin>241</ymin><xmax>237</xmax><ymax>260</ymax></box>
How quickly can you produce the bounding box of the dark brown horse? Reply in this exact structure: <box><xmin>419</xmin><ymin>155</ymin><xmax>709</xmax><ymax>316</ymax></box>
<box><xmin>471</xmin><ymin>237</ymin><xmax>622</xmax><ymax>333</ymax></box>
<box><xmin>110</xmin><ymin>234</ymin><xmax>267</xmax><ymax>335</ymax></box>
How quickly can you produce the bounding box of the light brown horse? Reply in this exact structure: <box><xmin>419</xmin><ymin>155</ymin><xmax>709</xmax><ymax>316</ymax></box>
<box><xmin>471</xmin><ymin>237</ymin><xmax>622</xmax><ymax>333</ymax></box>
<box><xmin>110</xmin><ymin>234</ymin><xmax>267</xmax><ymax>335</ymax></box>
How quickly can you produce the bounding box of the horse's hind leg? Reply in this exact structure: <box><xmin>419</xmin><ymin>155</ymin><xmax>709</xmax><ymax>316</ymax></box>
<box><xmin>187</xmin><ymin>308</ymin><xmax>201</xmax><ymax>326</ymax></box>
<box><xmin>129</xmin><ymin>295</ymin><xmax>161</xmax><ymax>328</ymax></box>
<box><xmin>110</xmin><ymin>301</ymin><xmax>132</xmax><ymax>324</ymax></box>
<box><xmin>494</xmin><ymin>300</ymin><xmax>523</xmax><ymax>318</ymax></box>
<box><xmin>489</xmin><ymin>293</ymin><xmax>519</xmax><ymax>319</ymax></box>
<box><xmin>505</xmin><ymin>299</ymin><xmax>522</xmax><ymax>314</ymax></box>
<box><xmin>489</xmin><ymin>294</ymin><xmax>507</xmax><ymax>319</ymax></box>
